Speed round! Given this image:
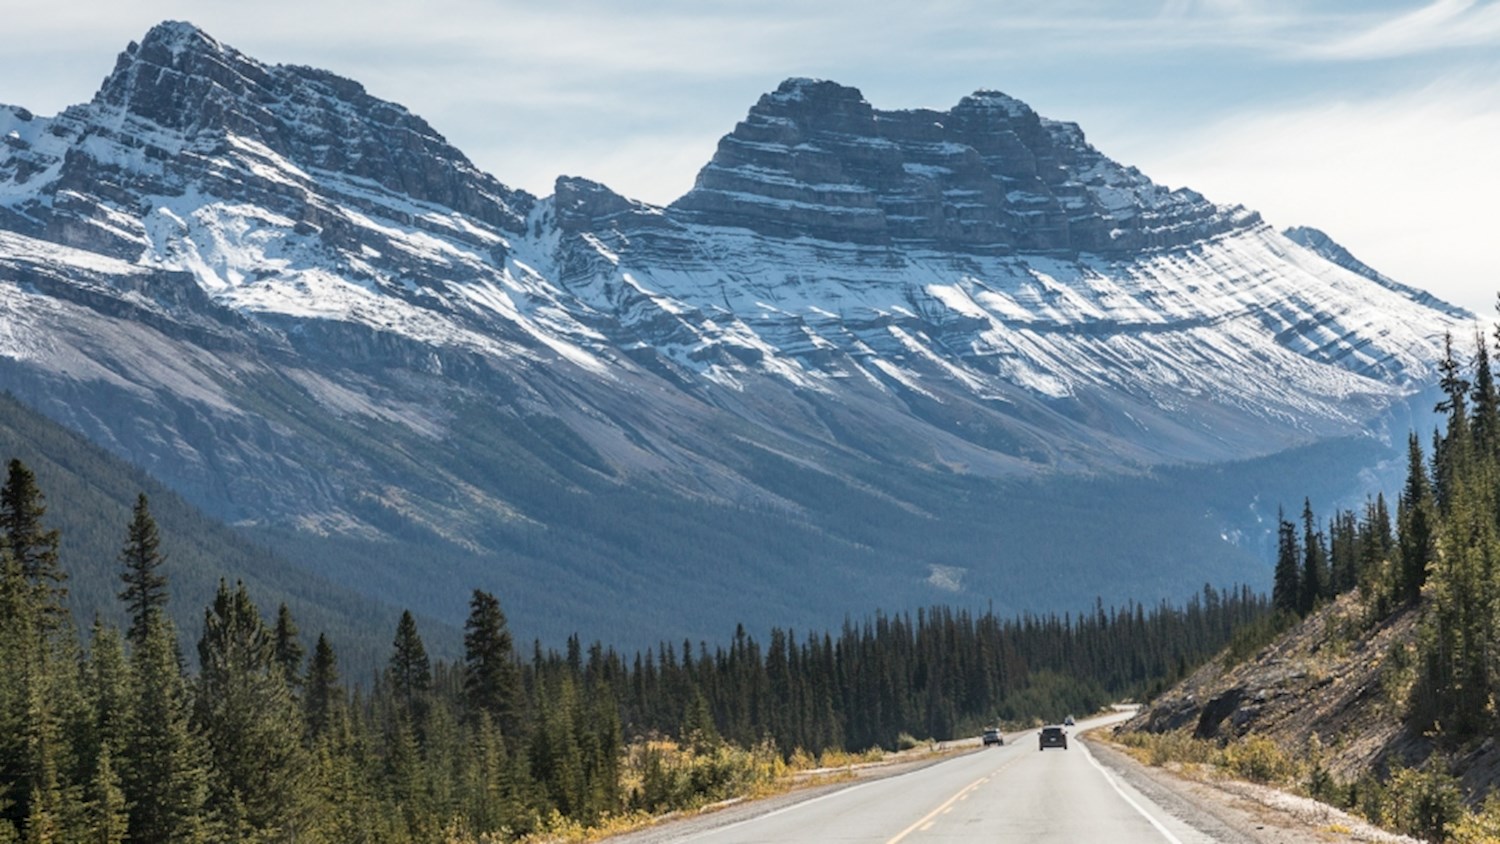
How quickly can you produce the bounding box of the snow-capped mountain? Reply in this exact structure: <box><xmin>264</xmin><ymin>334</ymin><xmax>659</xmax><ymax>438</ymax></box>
<box><xmin>0</xmin><ymin>22</ymin><xmax>1474</xmax><ymax>643</ymax></box>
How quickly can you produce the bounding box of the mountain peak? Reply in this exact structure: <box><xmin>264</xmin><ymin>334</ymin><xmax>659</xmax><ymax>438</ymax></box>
<box><xmin>65</xmin><ymin>21</ymin><xmax>535</xmax><ymax>234</ymax></box>
<box><xmin>137</xmin><ymin>19</ymin><xmax>220</xmax><ymax>56</ymax></box>
<box><xmin>769</xmin><ymin>77</ymin><xmax>865</xmax><ymax>105</ymax></box>
<box><xmin>956</xmin><ymin>89</ymin><xmax>1034</xmax><ymax>120</ymax></box>
<box><xmin>673</xmin><ymin>81</ymin><xmax>1250</xmax><ymax>254</ymax></box>
<box><xmin>94</xmin><ymin>20</ymin><xmax>272</xmax><ymax>131</ymax></box>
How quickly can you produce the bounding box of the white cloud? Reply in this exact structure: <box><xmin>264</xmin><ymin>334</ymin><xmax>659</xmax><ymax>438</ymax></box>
<box><xmin>1111</xmin><ymin>77</ymin><xmax>1500</xmax><ymax>314</ymax></box>
<box><xmin>1310</xmin><ymin>0</ymin><xmax>1500</xmax><ymax>60</ymax></box>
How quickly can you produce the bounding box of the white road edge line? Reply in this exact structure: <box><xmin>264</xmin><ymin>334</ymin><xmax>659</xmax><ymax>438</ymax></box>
<box><xmin>1080</xmin><ymin>741</ymin><xmax>1186</xmax><ymax>844</ymax></box>
<box><xmin>686</xmin><ymin>777</ymin><xmax>886</xmax><ymax>840</ymax></box>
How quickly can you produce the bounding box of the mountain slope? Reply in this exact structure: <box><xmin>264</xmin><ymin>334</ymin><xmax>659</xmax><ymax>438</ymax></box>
<box><xmin>0</xmin><ymin>389</ymin><xmax>423</xmax><ymax>671</ymax></box>
<box><xmin>0</xmin><ymin>22</ymin><xmax>1475</xmax><ymax>643</ymax></box>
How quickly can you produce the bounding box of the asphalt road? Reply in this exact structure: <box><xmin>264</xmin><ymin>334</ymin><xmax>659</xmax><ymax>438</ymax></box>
<box><xmin>652</xmin><ymin>712</ymin><xmax>1222</xmax><ymax>843</ymax></box>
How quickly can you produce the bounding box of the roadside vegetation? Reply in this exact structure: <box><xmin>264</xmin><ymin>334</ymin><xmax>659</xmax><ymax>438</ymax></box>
<box><xmin>0</xmin><ymin>453</ymin><xmax>1267</xmax><ymax>842</ymax></box>
<box><xmin>1118</xmin><ymin>330</ymin><xmax>1500</xmax><ymax>843</ymax></box>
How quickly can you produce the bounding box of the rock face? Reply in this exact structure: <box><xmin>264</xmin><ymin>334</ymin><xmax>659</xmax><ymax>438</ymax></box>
<box><xmin>672</xmin><ymin>78</ymin><xmax>1250</xmax><ymax>254</ymax></box>
<box><xmin>0</xmin><ymin>22</ymin><xmax>1478</xmax><ymax>643</ymax></box>
<box><xmin>1122</xmin><ymin>595</ymin><xmax>1427</xmax><ymax>784</ymax></box>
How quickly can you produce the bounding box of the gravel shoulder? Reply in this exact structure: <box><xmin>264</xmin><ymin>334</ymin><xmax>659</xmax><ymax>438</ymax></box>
<box><xmin>1085</xmin><ymin>735</ymin><xmax>1419</xmax><ymax>844</ymax></box>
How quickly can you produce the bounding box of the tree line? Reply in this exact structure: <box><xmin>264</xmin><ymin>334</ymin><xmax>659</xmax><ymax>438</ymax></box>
<box><xmin>0</xmin><ymin>456</ymin><xmax>1267</xmax><ymax>842</ymax></box>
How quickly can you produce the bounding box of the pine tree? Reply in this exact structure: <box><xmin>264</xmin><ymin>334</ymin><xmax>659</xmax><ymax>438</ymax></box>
<box><xmin>1434</xmin><ymin>333</ymin><xmax>1472</xmax><ymax>510</ymax></box>
<box><xmin>388</xmin><ymin>610</ymin><xmax>431</xmax><ymax>719</ymax></box>
<box><xmin>81</xmin><ymin>621</ymin><xmax>130</xmax><ymax>781</ymax></box>
<box><xmin>0</xmin><ymin>547</ymin><xmax>32</xmax><ymax>834</ymax></box>
<box><xmin>195</xmin><ymin>581</ymin><xmax>306</xmax><ymax>839</ymax></box>
<box><xmin>304</xmin><ymin>633</ymin><xmax>340</xmax><ymax>741</ymax></box>
<box><xmin>463</xmin><ymin>590</ymin><xmax>522</xmax><ymax>738</ymax></box>
<box><xmin>272</xmin><ymin>604</ymin><xmax>304</xmax><ymax>692</ymax></box>
<box><xmin>1299</xmin><ymin>499</ymin><xmax>1329</xmax><ymax>612</ymax></box>
<box><xmin>0</xmin><ymin>460</ymin><xmax>65</xmax><ymax>630</ymax></box>
<box><xmin>1471</xmin><ymin>331</ymin><xmax>1500</xmax><ymax>459</ymax></box>
<box><xmin>122</xmin><ymin>611</ymin><xmax>206</xmax><ymax>844</ymax></box>
<box><xmin>85</xmin><ymin>747</ymin><xmax>127</xmax><ymax>844</ymax></box>
<box><xmin>1398</xmin><ymin>434</ymin><xmax>1438</xmax><ymax>604</ymax></box>
<box><xmin>1272</xmin><ymin>508</ymin><xmax>1301</xmax><ymax>614</ymax></box>
<box><xmin>117</xmin><ymin>494</ymin><xmax>167</xmax><ymax>649</ymax></box>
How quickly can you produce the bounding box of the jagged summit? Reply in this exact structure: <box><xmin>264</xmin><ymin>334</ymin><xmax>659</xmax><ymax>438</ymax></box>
<box><xmin>21</xmin><ymin>21</ymin><xmax>535</xmax><ymax>250</ymax></box>
<box><xmin>671</xmin><ymin>77</ymin><xmax>1253</xmax><ymax>254</ymax></box>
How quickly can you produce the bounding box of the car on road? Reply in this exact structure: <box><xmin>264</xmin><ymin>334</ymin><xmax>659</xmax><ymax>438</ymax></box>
<box><xmin>1063</xmin><ymin>715</ymin><xmax>1075</xmax><ymax>726</ymax></box>
<box><xmin>982</xmin><ymin>727</ymin><xmax>1004</xmax><ymax>746</ymax></box>
<box><xmin>1039</xmin><ymin>725</ymin><xmax>1068</xmax><ymax>750</ymax></box>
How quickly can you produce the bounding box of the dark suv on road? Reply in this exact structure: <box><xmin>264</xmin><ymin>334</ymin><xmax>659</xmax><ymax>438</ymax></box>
<box><xmin>1039</xmin><ymin>726</ymin><xmax>1068</xmax><ymax>750</ymax></box>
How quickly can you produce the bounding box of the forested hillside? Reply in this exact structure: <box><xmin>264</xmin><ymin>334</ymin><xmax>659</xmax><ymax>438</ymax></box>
<box><xmin>0</xmin><ymin>454</ymin><xmax>1269</xmax><ymax>842</ymax></box>
<box><xmin>1124</xmin><ymin>331</ymin><xmax>1500</xmax><ymax>843</ymax></box>
<box><xmin>0</xmin><ymin>390</ymin><xmax>437</xmax><ymax>672</ymax></box>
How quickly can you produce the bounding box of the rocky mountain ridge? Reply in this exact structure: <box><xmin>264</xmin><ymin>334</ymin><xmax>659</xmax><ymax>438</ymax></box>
<box><xmin>0</xmin><ymin>21</ymin><xmax>1476</xmax><ymax>642</ymax></box>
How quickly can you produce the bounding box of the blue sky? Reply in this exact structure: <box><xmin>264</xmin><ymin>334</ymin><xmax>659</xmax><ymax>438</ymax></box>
<box><xmin>1</xmin><ymin>0</ymin><xmax>1496</xmax><ymax>313</ymax></box>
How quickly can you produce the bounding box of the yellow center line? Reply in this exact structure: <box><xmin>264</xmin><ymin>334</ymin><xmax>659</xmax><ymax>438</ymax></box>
<box><xmin>885</xmin><ymin>775</ymin><xmax>987</xmax><ymax>844</ymax></box>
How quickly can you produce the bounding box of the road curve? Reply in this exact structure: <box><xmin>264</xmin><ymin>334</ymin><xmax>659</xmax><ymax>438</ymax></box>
<box><xmin>628</xmin><ymin>712</ymin><xmax>1232</xmax><ymax>843</ymax></box>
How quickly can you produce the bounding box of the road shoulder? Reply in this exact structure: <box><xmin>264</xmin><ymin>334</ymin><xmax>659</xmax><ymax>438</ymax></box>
<box><xmin>1084</xmin><ymin>736</ymin><xmax>1419</xmax><ymax>843</ymax></box>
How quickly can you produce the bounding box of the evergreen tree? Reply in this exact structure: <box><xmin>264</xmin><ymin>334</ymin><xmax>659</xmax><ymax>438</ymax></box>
<box><xmin>388</xmin><ymin>610</ymin><xmax>431</xmax><ymax>718</ymax></box>
<box><xmin>81</xmin><ymin>621</ymin><xmax>130</xmax><ymax>781</ymax></box>
<box><xmin>463</xmin><ymin>590</ymin><xmax>522</xmax><ymax>738</ymax></box>
<box><xmin>1471</xmin><ymin>331</ymin><xmax>1500</xmax><ymax>459</ymax></box>
<box><xmin>1272</xmin><ymin>509</ymin><xmax>1301</xmax><ymax>614</ymax></box>
<box><xmin>84</xmin><ymin>747</ymin><xmax>127</xmax><ymax>844</ymax></box>
<box><xmin>0</xmin><ymin>548</ymin><xmax>31</xmax><ymax>833</ymax></box>
<box><xmin>1299</xmin><ymin>499</ymin><xmax>1329</xmax><ymax>613</ymax></box>
<box><xmin>117</xmin><ymin>494</ymin><xmax>167</xmax><ymax>649</ymax></box>
<box><xmin>1398</xmin><ymin>434</ymin><xmax>1438</xmax><ymax>604</ymax></box>
<box><xmin>272</xmin><ymin>604</ymin><xmax>304</xmax><ymax>692</ymax></box>
<box><xmin>0</xmin><ymin>460</ymin><xmax>65</xmax><ymax>629</ymax></box>
<box><xmin>304</xmin><ymin>633</ymin><xmax>340</xmax><ymax>741</ymax></box>
<box><xmin>122</xmin><ymin>612</ymin><xmax>206</xmax><ymax>844</ymax></box>
<box><xmin>1433</xmin><ymin>333</ymin><xmax>1472</xmax><ymax>510</ymax></box>
<box><xmin>1329</xmin><ymin>510</ymin><xmax>1360</xmax><ymax>595</ymax></box>
<box><xmin>195</xmin><ymin>581</ymin><xmax>306</xmax><ymax>840</ymax></box>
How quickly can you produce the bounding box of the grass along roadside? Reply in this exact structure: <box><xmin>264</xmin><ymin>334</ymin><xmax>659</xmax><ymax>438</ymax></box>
<box><xmin>500</xmin><ymin>736</ymin><xmax>973</xmax><ymax>844</ymax></box>
<box><xmin>1101</xmin><ymin>729</ymin><xmax>1500</xmax><ymax>843</ymax></box>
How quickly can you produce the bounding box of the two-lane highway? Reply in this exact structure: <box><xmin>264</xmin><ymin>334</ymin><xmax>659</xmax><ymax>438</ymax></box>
<box><xmin>639</xmin><ymin>713</ymin><xmax>1224</xmax><ymax>843</ymax></box>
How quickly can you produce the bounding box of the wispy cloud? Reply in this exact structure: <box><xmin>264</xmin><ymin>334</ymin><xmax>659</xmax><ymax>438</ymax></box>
<box><xmin>1111</xmin><ymin>76</ymin><xmax>1500</xmax><ymax>314</ymax></box>
<box><xmin>1309</xmin><ymin>0</ymin><xmax>1500</xmax><ymax>59</ymax></box>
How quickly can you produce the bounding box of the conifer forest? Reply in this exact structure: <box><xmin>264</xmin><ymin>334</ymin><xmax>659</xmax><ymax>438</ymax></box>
<box><xmin>0</xmin><ymin>454</ymin><xmax>1265</xmax><ymax>842</ymax></box>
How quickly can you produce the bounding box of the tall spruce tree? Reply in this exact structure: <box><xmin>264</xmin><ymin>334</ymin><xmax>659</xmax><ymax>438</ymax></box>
<box><xmin>1398</xmin><ymin>433</ymin><xmax>1438</xmax><ymax>603</ymax></box>
<box><xmin>1272</xmin><ymin>508</ymin><xmax>1301</xmax><ymax>614</ymax></box>
<box><xmin>195</xmin><ymin>581</ymin><xmax>306</xmax><ymax>839</ymax></box>
<box><xmin>304</xmin><ymin>633</ymin><xmax>340</xmax><ymax>741</ymax></box>
<box><xmin>0</xmin><ymin>460</ymin><xmax>65</xmax><ymax>629</ymax></box>
<box><xmin>118</xmin><ymin>494</ymin><xmax>167</xmax><ymax>649</ymax></box>
<box><xmin>1470</xmin><ymin>331</ymin><xmax>1500</xmax><ymax>459</ymax></box>
<box><xmin>1433</xmin><ymin>333</ymin><xmax>1472</xmax><ymax>511</ymax></box>
<box><xmin>388</xmin><ymin>610</ymin><xmax>432</xmax><ymax>718</ymax></box>
<box><xmin>1299</xmin><ymin>499</ymin><xmax>1329</xmax><ymax>613</ymax></box>
<box><xmin>463</xmin><ymin>590</ymin><xmax>523</xmax><ymax>739</ymax></box>
<box><xmin>272</xmin><ymin>604</ymin><xmax>304</xmax><ymax>692</ymax></box>
<box><xmin>122</xmin><ymin>611</ymin><xmax>207</xmax><ymax>844</ymax></box>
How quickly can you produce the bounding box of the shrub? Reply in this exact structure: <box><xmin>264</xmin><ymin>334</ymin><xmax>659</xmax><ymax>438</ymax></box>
<box><xmin>626</xmin><ymin>738</ymin><xmax>787</xmax><ymax>814</ymax></box>
<box><xmin>1448</xmin><ymin>793</ymin><xmax>1500</xmax><ymax>844</ymax></box>
<box><xmin>1220</xmin><ymin>735</ymin><xmax>1294</xmax><ymax>784</ymax></box>
<box><xmin>1384</xmin><ymin>764</ymin><xmax>1464</xmax><ymax>843</ymax></box>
